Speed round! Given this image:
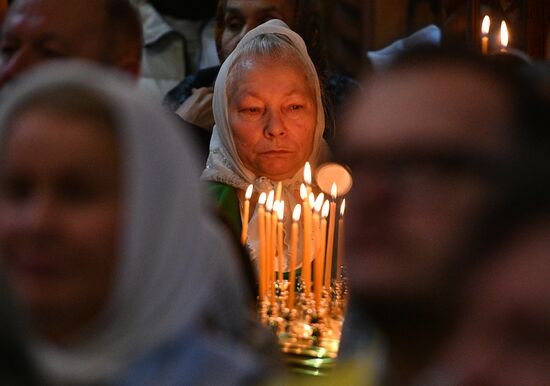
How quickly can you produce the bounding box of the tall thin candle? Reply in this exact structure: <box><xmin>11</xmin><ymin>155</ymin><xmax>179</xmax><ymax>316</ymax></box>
<box><xmin>324</xmin><ymin>183</ymin><xmax>337</xmax><ymax>287</ymax></box>
<box><xmin>313</xmin><ymin>193</ymin><xmax>324</xmax><ymax>306</ymax></box>
<box><xmin>481</xmin><ymin>15</ymin><xmax>490</xmax><ymax>55</ymax></box>
<box><xmin>289</xmin><ymin>204</ymin><xmax>301</xmax><ymax>310</ymax></box>
<box><xmin>277</xmin><ymin>201</ymin><xmax>284</xmax><ymax>282</ymax></box>
<box><xmin>241</xmin><ymin>184</ymin><xmax>253</xmax><ymax>245</ymax></box>
<box><xmin>258</xmin><ymin>192</ymin><xmax>267</xmax><ymax>298</ymax></box>
<box><xmin>302</xmin><ymin>188</ymin><xmax>312</xmax><ymax>297</ymax></box>
<box><xmin>337</xmin><ymin>199</ymin><xmax>346</xmax><ymax>280</ymax></box>
<box><xmin>265</xmin><ymin>191</ymin><xmax>274</xmax><ymax>299</ymax></box>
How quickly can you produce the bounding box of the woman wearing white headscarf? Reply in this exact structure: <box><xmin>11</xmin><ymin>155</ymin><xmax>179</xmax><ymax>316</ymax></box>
<box><xmin>0</xmin><ymin>62</ymin><xmax>280</xmax><ymax>386</ymax></box>
<box><xmin>202</xmin><ymin>19</ymin><xmax>327</xmax><ymax>272</ymax></box>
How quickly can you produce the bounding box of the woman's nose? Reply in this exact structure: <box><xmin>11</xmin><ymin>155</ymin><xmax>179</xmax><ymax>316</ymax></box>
<box><xmin>19</xmin><ymin>194</ymin><xmax>58</xmax><ymax>235</ymax></box>
<box><xmin>264</xmin><ymin>110</ymin><xmax>287</xmax><ymax>138</ymax></box>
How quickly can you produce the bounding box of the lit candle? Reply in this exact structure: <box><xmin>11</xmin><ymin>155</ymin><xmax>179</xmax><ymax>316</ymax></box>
<box><xmin>271</xmin><ymin>200</ymin><xmax>279</xmax><ymax>298</ymax></box>
<box><xmin>241</xmin><ymin>184</ymin><xmax>253</xmax><ymax>245</ymax></box>
<box><xmin>320</xmin><ymin>200</ymin><xmax>329</xmax><ymax>289</ymax></box>
<box><xmin>302</xmin><ymin>187</ymin><xmax>312</xmax><ymax>297</ymax></box>
<box><xmin>500</xmin><ymin>20</ymin><xmax>509</xmax><ymax>52</ymax></box>
<box><xmin>277</xmin><ymin>201</ymin><xmax>284</xmax><ymax>282</ymax></box>
<box><xmin>288</xmin><ymin>204</ymin><xmax>301</xmax><ymax>310</ymax></box>
<box><xmin>324</xmin><ymin>183</ymin><xmax>337</xmax><ymax>287</ymax></box>
<box><xmin>266</xmin><ymin>191</ymin><xmax>274</xmax><ymax>299</ymax></box>
<box><xmin>258</xmin><ymin>192</ymin><xmax>267</xmax><ymax>298</ymax></box>
<box><xmin>337</xmin><ymin>199</ymin><xmax>346</xmax><ymax>280</ymax></box>
<box><xmin>481</xmin><ymin>15</ymin><xmax>490</xmax><ymax>55</ymax></box>
<box><xmin>313</xmin><ymin>193</ymin><xmax>324</xmax><ymax>306</ymax></box>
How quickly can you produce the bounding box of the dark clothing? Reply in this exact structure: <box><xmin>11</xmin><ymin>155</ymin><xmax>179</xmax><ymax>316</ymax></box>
<box><xmin>164</xmin><ymin>65</ymin><xmax>220</xmax><ymax>111</ymax></box>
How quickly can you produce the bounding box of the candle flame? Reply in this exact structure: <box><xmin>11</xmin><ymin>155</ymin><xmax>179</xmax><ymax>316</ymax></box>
<box><xmin>314</xmin><ymin>193</ymin><xmax>324</xmax><ymax>212</ymax></box>
<box><xmin>340</xmin><ymin>198</ymin><xmax>346</xmax><ymax>216</ymax></box>
<box><xmin>292</xmin><ymin>204</ymin><xmax>302</xmax><ymax>222</ymax></box>
<box><xmin>304</xmin><ymin>162</ymin><xmax>312</xmax><ymax>185</ymax></box>
<box><xmin>245</xmin><ymin>184</ymin><xmax>253</xmax><ymax>200</ymax></box>
<box><xmin>300</xmin><ymin>184</ymin><xmax>307</xmax><ymax>200</ymax></box>
<box><xmin>259</xmin><ymin>192</ymin><xmax>267</xmax><ymax>205</ymax></box>
<box><xmin>322</xmin><ymin>200</ymin><xmax>330</xmax><ymax>218</ymax></box>
<box><xmin>266</xmin><ymin>190</ymin><xmax>274</xmax><ymax>211</ymax></box>
<box><xmin>500</xmin><ymin>20</ymin><xmax>508</xmax><ymax>48</ymax></box>
<box><xmin>278</xmin><ymin>201</ymin><xmax>285</xmax><ymax>221</ymax></box>
<box><xmin>331</xmin><ymin>182</ymin><xmax>337</xmax><ymax>199</ymax></box>
<box><xmin>272</xmin><ymin>200</ymin><xmax>279</xmax><ymax>214</ymax></box>
<box><xmin>309</xmin><ymin>192</ymin><xmax>315</xmax><ymax>208</ymax></box>
<box><xmin>481</xmin><ymin>15</ymin><xmax>490</xmax><ymax>35</ymax></box>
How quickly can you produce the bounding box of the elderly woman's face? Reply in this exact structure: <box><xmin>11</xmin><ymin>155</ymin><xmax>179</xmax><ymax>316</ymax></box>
<box><xmin>228</xmin><ymin>56</ymin><xmax>317</xmax><ymax>180</ymax></box>
<box><xmin>0</xmin><ymin>107</ymin><xmax>120</xmax><ymax>342</ymax></box>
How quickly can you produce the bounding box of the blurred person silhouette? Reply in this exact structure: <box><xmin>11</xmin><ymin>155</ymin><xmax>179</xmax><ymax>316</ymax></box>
<box><xmin>0</xmin><ymin>62</ymin><xmax>281</xmax><ymax>386</ymax></box>
<box><xmin>201</xmin><ymin>19</ymin><xmax>327</xmax><ymax>270</ymax></box>
<box><xmin>334</xmin><ymin>47</ymin><xmax>543</xmax><ymax>386</ymax></box>
<box><xmin>423</xmin><ymin>179</ymin><xmax>550</xmax><ymax>386</ymax></box>
<box><xmin>0</xmin><ymin>0</ymin><xmax>142</xmax><ymax>90</ymax></box>
<box><xmin>164</xmin><ymin>0</ymin><xmax>357</xmax><ymax>166</ymax></box>
<box><xmin>131</xmin><ymin>0</ymin><xmax>219</xmax><ymax>100</ymax></box>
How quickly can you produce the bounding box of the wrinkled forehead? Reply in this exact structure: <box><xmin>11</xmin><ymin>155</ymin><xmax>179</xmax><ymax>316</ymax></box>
<box><xmin>346</xmin><ymin>65</ymin><xmax>514</xmax><ymax>156</ymax></box>
<box><xmin>226</xmin><ymin>51</ymin><xmax>314</xmax><ymax>94</ymax></box>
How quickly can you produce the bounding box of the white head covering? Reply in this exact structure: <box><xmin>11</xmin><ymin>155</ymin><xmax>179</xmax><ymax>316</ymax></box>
<box><xmin>0</xmin><ymin>62</ymin><xmax>275</xmax><ymax>385</ymax></box>
<box><xmin>202</xmin><ymin>20</ymin><xmax>326</xmax><ymax>268</ymax></box>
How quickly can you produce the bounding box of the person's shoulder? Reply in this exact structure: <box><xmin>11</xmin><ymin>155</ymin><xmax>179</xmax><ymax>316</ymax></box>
<box><xmin>163</xmin><ymin>66</ymin><xmax>221</xmax><ymax>110</ymax></box>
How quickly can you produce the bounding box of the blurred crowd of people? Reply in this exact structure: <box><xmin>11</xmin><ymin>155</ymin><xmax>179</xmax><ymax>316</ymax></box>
<box><xmin>0</xmin><ymin>1</ymin><xmax>548</xmax><ymax>386</ymax></box>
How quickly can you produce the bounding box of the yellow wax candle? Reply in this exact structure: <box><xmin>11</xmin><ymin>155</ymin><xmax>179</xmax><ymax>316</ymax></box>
<box><xmin>313</xmin><ymin>193</ymin><xmax>324</xmax><ymax>306</ymax></box>
<box><xmin>319</xmin><ymin>200</ymin><xmax>329</xmax><ymax>295</ymax></box>
<box><xmin>241</xmin><ymin>184</ymin><xmax>253</xmax><ymax>245</ymax></box>
<box><xmin>337</xmin><ymin>199</ymin><xmax>346</xmax><ymax>280</ymax></box>
<box><xmin>265</xmin><ymin>191</ymin><xmax>274</xmax><ymax>299</ymax></box>
<box><xmin>277</xmin><ymin>201</ymin><xmax>284</xmax><ymax>282</ymax></box>
<box><xmin>289</xmin><ymin>205</ymin><xmax>301</xmax><ymax>310</ymax></box>
<box><xmin>481</xmin><ymin>15</ymin><xmax>490</xmax><ymax>55</ymax></box>
<box><xmin>324</xmin><ymin>183</ymin><xmax>337</xmax><ymax>287</ymax></box>
<box><xmin>275</xmin><ymin>181</ymin><xmax>282</xmax><ymax>202</ymax></box>
<box><xmin>258</xmin><ymin>192</ymin><xmax>267</xmax><ymax>298</ymax></box>
<box><xmin>302</xmin><ymin>191</ymin><xmax>312</xmax><ymax>297</ymax></box>
<box><xmin>271</xmin><ymin>200</ymin><xmax>278</xmax><ymax>299</ymax></box>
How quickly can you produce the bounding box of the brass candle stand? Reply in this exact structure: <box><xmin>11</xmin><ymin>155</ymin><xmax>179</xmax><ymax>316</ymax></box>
<box><xmin>258</xmin><ymin>267</ymin><xmax>349</xmax><ymax>376</ymax></box>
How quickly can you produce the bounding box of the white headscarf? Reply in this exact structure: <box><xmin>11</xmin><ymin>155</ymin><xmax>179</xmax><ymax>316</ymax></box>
<box><xmin>0</xmin><ymin>62</ymin><xmax>275</xmax><ymax>385</ymax></box>
<box><xmin>202</xmin><ymin>20</ymin><xmax>327</xmax><ymax>269</ymax></box>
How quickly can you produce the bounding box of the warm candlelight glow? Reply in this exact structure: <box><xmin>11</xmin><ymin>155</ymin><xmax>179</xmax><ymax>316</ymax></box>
<box><xmin>304</xmin><ymin>162</ymin><xmax>312</xmax><ymax>185</ymax></box>
<box><xmin>266</xmin><ymin>190</ymin><xmax>274</xmax><ymax>211</ymax></box>
<box><xmin>314</xmin><ymin>193</ymin><xmax>324</xmax><ymax>213</ymax></box>
<box><xmin>309</xmin><ymin>192</ymin><xmax>315</xmax><ymax>208</ymax></box>
<box><xmin>300</xmin><ymin>184</ymin><xmax>307</xmax><ymax>200</ymax></box>
<box><xmin>340</xmin><ymin>199</ymin><xmax>346</xmax><ymax>216</ymax></box>
<box><xmin>293</xmin><ymin>204</ymin><xmax>302</xmax><ymax>221</ymax></box>
<box><xmin>245</xmin><ymin>184</ymin><xmax>253</xmax><ymax>199</ymax></box>
<box><xmin>482</xmin><ymin>15</ymin><xmax>490</xmax><ymax>35</ymax></box>
<box><xmin>277</xmin><ymin>201</ymin><xmax>284</xmax><ymax>221</ymax></box>
<box><xmin>322</xmin><ymin>200</ymin><xmax>329</xmax><ymax>218</ymax></box>
<box><xmin>500</xmin><ymin>20</ymin><xmax>509</xmax><ymax>49</ymax></box>
<box><xmin>331</xmin><ymin>182</ymin><xmax>337</xmax><ymax>199</ymax></box>
<box><xmin>259</xmin><ymin>192</ymin><xmax>267</xmax><ymax>205</ymax></box>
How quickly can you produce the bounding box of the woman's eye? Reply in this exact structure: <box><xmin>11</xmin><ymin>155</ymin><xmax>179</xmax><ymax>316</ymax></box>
<box><xmin>241</xmin><ymin>107</ymin><xmax>262</xmax><ymax>114</ymax></box>
<box><xmin>288</xmin><ymin>104</ymin><xmax>304</xmax><ymax>111</ymax></box>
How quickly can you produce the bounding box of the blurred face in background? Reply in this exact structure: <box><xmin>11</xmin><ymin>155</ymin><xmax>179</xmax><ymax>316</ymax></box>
<box><xmin>0</xmin><ymin>105</ymin><xmax>120</xmax><ymax>343</ymax></box>
<box><xmin>219</xmin><ymin>0</ymin><xmax>296</xmax><ymax>61</ymax></box>
<box><xmin>228</xmin><ymin>55</ymin><xmax>316</xmax><ymax>180</ymax></box>
<box><xmin>437</xmin><ymin>219</ymin><xmax>550</xmax><ymax>386</ymax></box>
<box><xmin>341</xmin><ymin>64</ymin><xmax>513</xmax><ymax>305</ymax></box>
<box><xmin>0</xmin><ymin>0</ymin><xmax>109</xmax><ymax>88</ymax></box>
